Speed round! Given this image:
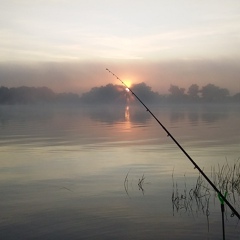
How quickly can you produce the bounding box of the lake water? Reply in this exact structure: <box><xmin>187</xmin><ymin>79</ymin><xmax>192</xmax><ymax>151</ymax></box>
<box><xmin>0</xmin><ymin>103</ymin><xmax>239</xmax><ymax>239</ymax></box>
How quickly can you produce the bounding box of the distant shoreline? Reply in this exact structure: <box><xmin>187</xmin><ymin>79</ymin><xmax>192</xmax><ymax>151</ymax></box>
<box><xmin>0</xmin><ymin>84</ymin><xmax>239</xmax><ymax>105</ymax></box>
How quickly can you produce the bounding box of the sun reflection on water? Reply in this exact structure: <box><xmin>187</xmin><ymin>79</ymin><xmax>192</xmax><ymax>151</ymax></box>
<box><xmin>124</xmin><ymin>105</ymin><xmax>132</xmax><ymax>132</ymax></box>
<box><xmin>125</xmin><ymin>106</ymin><xmax>130</xmax><ymax>121</ymax></box>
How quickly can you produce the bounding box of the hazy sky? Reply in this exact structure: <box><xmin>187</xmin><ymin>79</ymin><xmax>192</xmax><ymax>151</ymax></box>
<box><xmin>1</xmin><ymin>0</ymin><xmax>240</xmax><ymax>94</ymax></box>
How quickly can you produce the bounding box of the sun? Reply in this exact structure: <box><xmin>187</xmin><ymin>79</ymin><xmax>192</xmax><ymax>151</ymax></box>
<box><xmin>123</xmin><ymin>79</ymin><xmax>132</xmax><ymax>93</ymax></box>
<box><xmin>124</xmin><ymin>79</ymin><xmax>132</xmax><ymax>88</ymax></box>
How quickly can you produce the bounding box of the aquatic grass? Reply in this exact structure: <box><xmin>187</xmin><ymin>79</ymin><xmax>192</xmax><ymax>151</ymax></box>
<box><xmin>172</xmin><ymin>172</ymin><xmax>211</xmax><ymax>216</ymax></box>
<box><xmin>172</xmin><ymin>157</ymin><xmax>240</xmax><ymax>220</ymax></box>
<box><xmin>212</xmin><ymin>158</ymin><xmax>240</xmax><ymax>210</ymax></box>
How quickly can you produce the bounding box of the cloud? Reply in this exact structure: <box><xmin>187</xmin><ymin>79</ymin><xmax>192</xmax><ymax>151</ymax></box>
<box><xmin>1</xmin><ymin>0</ymin><xmax>240</xmax><ymax>62</ymax></box>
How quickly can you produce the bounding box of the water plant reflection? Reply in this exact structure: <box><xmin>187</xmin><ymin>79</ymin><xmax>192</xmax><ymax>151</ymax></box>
<box><xmin>124</xmin><ymin>171</ymin><xmax>146</xmax><ymax>196</ymax></box>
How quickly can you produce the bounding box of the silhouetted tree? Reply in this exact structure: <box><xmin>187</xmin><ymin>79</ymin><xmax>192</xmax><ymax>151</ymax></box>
<box><xmin>81</xmin><ymin>84</ymin><xmax>127</xmax><ymax>104</ymax></box>
<box><xmin>9</xmin><ymin>86</ymin><xmax>56</xmax><ymax>104</ymax></box>
<box><xmin>168</xmin><ymin>84</ymin><xmax>186</xmax><ymax>101</ymax></box>
<box><xmin>187</xmin><ymin>84</ymin><xmax>200</xmax><ymax>101</ymax></box>
<box><xmin>0</xmin><ymin>86</ymin><xmax>56</xmax><ymax>104</ymax></box>
<box><xmin>132</xmin><ymin>82</ymin><xmax>160</xmax><ymax>103</ymax></box>
<box><xmin>200</xmin><ymin>84</ymin><xmax>229</xmax><ymax>102</ymax></box>
<box><xmin>34</xmin><ymin>87</ymin><xmax>56</xmax><ymax>102</ymax></box>
<box><xmin>0</xmin><ymin>87</ymin><xmax>10</xmax><ymax>104</ymax></box>
<box><xmin>232</xmin><ymin>92</ymin><xmax>240</xmax><ymax>102</ymax></box>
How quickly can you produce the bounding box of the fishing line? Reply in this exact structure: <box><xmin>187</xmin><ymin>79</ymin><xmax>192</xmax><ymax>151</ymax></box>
<box><xmin>106</xmin><ymin>68</ymin><xmax>240</xmax><ymax>220</ymax></box>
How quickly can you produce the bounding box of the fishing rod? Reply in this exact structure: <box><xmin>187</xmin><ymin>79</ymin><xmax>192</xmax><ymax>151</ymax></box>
<box><xmin>106</xmin><ymin>68</ymin><xmax>240</xmax><ymax>220</ymax></box>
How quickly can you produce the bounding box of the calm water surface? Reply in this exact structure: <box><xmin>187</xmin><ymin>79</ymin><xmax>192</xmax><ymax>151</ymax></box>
<box><xmin>0</xmin><ymin>104</ymin><xmax>240</xmax><ymax>239</ymax></box>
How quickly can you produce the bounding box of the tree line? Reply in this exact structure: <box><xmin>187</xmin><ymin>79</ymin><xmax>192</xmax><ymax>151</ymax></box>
<box><xmin>81</xmin><ymin>83</ymin><xmax>240</xmax><ymax>104</ymax></box>
<box><xmin>0</xmin><ymin>83</ymin><xmax>239</xmax><ymax>105</ymax></box>
<box><xmin>168</xmin><ymin>83</ymin><xmax>236</xmax><ymax>102</ymax></box>
<box><xmin>0</xmin><ymin>86</ymin><xmax>80</xmax><ymax>104</ymax></box>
